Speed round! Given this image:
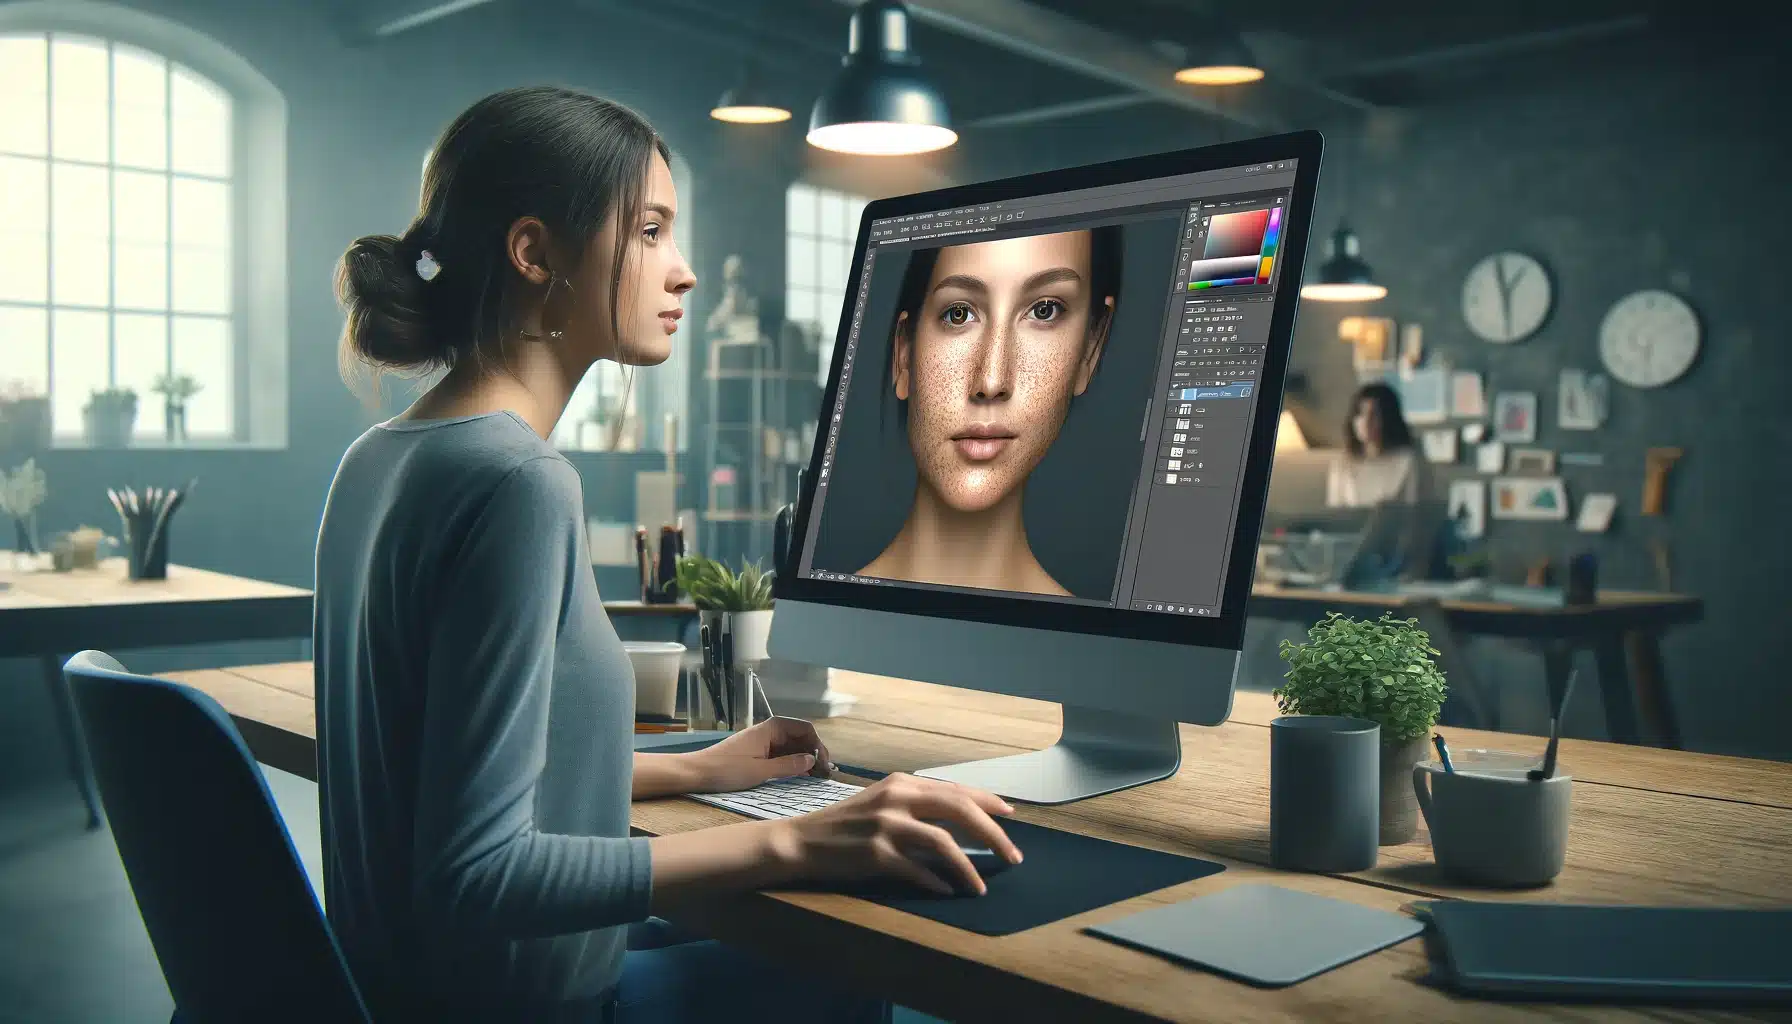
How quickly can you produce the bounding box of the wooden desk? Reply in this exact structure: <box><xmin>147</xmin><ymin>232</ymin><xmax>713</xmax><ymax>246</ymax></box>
<box><xmin>1249</xmin><ymin>586</ymin><xmax>1704</xmax><ymax>749</ymax></box>
<box><xmin>166</xmin><ymin>660</ymin><xmax>1791</xmax><ymax>1023</ymax></box>
<box><xmin>1</xmin><ymin>559</ymin><xmax>312</xmax><ymax>827</ymax></box>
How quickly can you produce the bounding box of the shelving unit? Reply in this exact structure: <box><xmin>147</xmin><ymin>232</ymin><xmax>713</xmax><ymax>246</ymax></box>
<box><xmin>701</xmin><ymin>334</ymin><xmax>819</xmax><ymax>564</ymax></box>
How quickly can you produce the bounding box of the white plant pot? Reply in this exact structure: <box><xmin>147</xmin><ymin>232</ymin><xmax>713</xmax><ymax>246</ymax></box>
<box><xmin>700</xmin><ymin>608</ymin><xmax>772</xmax><ymax>664</ymax></box>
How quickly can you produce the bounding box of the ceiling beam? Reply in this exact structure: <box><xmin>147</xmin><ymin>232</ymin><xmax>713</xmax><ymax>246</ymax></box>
<box><xmin>357</xmin><ymin>0</ymin><xmax>502</xmax><ymax>38</ymax></box>
<box><xmin>965</xmin><ymin>93</ymin><xmax>1153</xmax><ymax>129</ymax></box>
<box><xmin>830</xmin><ymin>0</ymin><xmax>1284</xmax><ymax>131</ymax></box>
<box><xmin>1332</xmin><ymin>14</ymin><xmax>1651</xmax><ymax>80</ymax></box>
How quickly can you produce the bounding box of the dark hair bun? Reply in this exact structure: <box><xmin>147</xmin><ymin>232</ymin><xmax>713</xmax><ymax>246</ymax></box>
<box><xmin>335</xmin><ymin>234</ymin><xmax>437</xmax><ymax>368</ymax></box>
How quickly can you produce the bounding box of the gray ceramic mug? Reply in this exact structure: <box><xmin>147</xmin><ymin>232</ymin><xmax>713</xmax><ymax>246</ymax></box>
<box><xmin>1412</xmin><ymin>760</ymin><xmax>1572</xmax><ymax>887</ymax></box>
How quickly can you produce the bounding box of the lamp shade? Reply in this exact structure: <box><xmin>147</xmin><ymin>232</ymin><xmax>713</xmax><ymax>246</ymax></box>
<box><xmin>1301</xmin><ymin>222</ymin><xmax>1387</xmax><ymax>302</ymax></box>
<box><xmin>711</xmin><ymin>80</ymin><xmax>791</xmax><ymax>124</ymax></box>
<box><xmin>1173</xmin><ymin>29</ymin><xmax>1265</xmax><ymax>86</ymax></box>
<box><xmin>808</xmin><ymin>0</ymin><xmax>956</xmax><ymax>156</ymax></box>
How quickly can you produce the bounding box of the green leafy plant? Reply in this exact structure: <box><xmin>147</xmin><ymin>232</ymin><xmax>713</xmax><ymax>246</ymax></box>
<box><xmin>152</xmin><ymin>373</ymin><xmax>202</xmax><ymax>404</ymax></box>
<box><xmin>85</xmin><ymin>387</ymin><xmax>138</xmax><ymax>414</ymax></box>
<box><xmin>1275</xmin><ymin>612</ymin><xmax>1448</xmax><ymax>744</ymax></box>
<box><xmin>0</xmin><ymin>459</ymin><xmax>47</xmax><ymax>519</ymax></box>
<box><xmin>674</xmin><ymin>555</ymin><xmax>774</xmax><ymax>611</ymax></box>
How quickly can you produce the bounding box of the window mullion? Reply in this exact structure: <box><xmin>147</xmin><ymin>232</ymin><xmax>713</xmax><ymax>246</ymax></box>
<box><xmin>105</xmin><ymin>38</ymin><xmax>116</xmax><ymax>389</ymax></box>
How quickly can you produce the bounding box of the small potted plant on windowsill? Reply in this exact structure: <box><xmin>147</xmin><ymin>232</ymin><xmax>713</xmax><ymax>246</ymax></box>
<box><xmin>152</xmin><ymin>373</ymin><xmax>202</xmax><ymax>442</ymax></box>
<box><xmin>675</xmin><ymin>554</ymin><xmax>775</xmax><ymax>664</ymax></box>
<box><xmin>1276</xmin><ymin>612</ymin><xmax>1449</xmax><ymax>845</ymax></box>
<box><xmin>0</xmin><ymin>458</ymin><xmax>48</xmax><ymax>556</ymax></box>
<box><xmin>83</xmin><ymin>388</ymin><xmax>139</xmax><ymax>448</ymax></box>
<box><xmin>0</xmin><ymin>381</ymin><xmax>52</xmax><ymax>453</ymax></box>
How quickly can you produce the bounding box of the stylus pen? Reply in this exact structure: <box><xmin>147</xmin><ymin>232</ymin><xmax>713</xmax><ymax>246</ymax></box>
<box><xmin>1432</xmin><ymin>733</ymin><xmax>1456</xmax><ymax>774</ymax></box>
<box><xmin>830</xmin><ymin>763</ymin><xmax>887</xmax><ymax>781</ymax></box>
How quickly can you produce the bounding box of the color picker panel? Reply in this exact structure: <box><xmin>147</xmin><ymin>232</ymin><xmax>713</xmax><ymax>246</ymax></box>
<box><xmin>1257</xmin><ymin>207</ymin><xmax>1282</xmax><ymax>283</ymax></box>
<box><xmin>1203</xmin><ymin>209</ymin><xmax>1271</xmax><ymax>260</ymax></box>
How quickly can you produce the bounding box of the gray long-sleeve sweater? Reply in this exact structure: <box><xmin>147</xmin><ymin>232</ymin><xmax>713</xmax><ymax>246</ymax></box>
<box><xmin>313</xmin><ymin>410</ymin><xmax>650</xmax><ymax>1020</ymax></box>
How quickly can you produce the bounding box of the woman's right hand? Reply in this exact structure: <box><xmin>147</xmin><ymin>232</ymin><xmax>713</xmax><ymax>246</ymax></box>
<box><xmin>773</xmin><ymin>773</ymin><xmax>1024</xmax><ymax>896</ymax></box>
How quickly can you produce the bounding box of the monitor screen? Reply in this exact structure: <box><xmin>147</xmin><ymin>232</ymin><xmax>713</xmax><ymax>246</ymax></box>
<box><xmin>795</xmin><ymin>157</ymin><xmax>1301</xmax><ymax>621</ymax></box>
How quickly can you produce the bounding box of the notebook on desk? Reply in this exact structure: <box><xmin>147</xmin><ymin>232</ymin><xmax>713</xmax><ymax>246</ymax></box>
<box><xmin>1414</xmin><ymin>901</ymin><xmax>1792</xmax><ymax>1004</ymax></box>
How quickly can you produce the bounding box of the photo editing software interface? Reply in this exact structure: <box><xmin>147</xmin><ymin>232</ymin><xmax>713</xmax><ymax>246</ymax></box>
<box><xmin>799</xmin><ymin>158</ymin><xmax>1299</xmax><ymax>618</ymax></box>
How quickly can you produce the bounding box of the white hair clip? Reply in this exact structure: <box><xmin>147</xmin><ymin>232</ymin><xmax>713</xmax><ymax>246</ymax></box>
<box><xmin>415</xmin><ymin>250</ymin><xmax>442</xmax><ymax>282</ymax></box>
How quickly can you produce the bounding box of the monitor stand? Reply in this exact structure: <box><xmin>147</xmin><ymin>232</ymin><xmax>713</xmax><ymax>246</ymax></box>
<box><xmin>916</xmin><ymin>705</ymin><xmax>1181</xmax><ymax>805</ymax></box>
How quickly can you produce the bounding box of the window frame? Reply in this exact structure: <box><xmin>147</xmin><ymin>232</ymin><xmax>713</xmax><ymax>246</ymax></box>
<box><xmin>0</xmin><ymin>0</ymin><xmax>288</xmax><ymax>450</ymax></box>
<box><xmin>785</xmin><ymin>181</ymin><xmax>868</xmax><ymax>386</ymax></box>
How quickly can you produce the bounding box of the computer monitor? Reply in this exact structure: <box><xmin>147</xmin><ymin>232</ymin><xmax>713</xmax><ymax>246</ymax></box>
<box><xmin>769</xmin><ymin>132</ymin><xmax>1324</xmax><ymax>803</ymax></box>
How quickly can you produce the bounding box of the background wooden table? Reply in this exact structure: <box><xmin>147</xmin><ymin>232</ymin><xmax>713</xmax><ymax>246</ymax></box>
<box><xmin>1249</xmin><ymin>586</ymin><xmax>1704</xmax><ymax>748</ymax></box>
<box><xmin>165</xmin><ymin>660</ymin><xmax>1789</xmax><ymax>1023</ymax></box>
<box><xmin>2</xmin><ymin>559</ymin><xmax>312</xmax><ymax>827</ymax></box>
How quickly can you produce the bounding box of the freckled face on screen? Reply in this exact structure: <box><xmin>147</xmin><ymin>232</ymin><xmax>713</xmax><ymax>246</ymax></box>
<box><xmin>892</xmin><ymin>231</ymin><xmax>1114</xmax><ymax>514</ymax></box>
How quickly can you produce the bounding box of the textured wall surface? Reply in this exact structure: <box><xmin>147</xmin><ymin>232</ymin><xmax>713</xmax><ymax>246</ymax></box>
<box><xmin>1285</xmin><ymin>57</ymin><xmax>1792</xmax><ymax>758</ymax></box>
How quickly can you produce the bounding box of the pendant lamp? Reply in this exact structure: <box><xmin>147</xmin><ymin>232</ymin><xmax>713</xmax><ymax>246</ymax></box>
<box><xmin>1173</xmin><ymin>28</ymin><xmax>1264</xmax><ymax>86</ymax></box>
<box><xmin>1300</xmin><ymin>223</ymin><xmax>1387</xmax><ymax>302</ymax></box>
<box><xmin>808</xmin><ymin>0</ymin><xmax>956</xmax><ymax>156</ymax></box>
<box><xmin>711</xmin><ymin>75</ymin><xmax>791</xmax><ymax>124</ymax></box>
<box><xmin>1301</xmin><ymin>125</ymin><xmax>1386</xmax><ymax>302</ymax></box>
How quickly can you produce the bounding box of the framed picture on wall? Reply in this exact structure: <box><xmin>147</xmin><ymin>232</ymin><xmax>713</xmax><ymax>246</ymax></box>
<box><xmin>1491</xmin><ymin>476</ymin><xmax>1569</xmax><ymax>521</ymax></box>
<box><xmin>1493</xmin><ymin>391</ymin><xmax>1538</xmax><ymax>443</ymax></box>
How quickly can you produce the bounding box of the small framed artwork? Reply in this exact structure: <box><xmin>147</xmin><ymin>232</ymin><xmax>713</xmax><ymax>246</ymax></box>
<box><xmin>1450</xmin><ymin>371</ymin><xmax>1487</xmax><ymax>419</ymax></box>
<box><xmin>1448</xmin><ymin>479</ymin><xmax>1487</xmax><ymax>539</ymax></box>
<box><xmin>1492</xmin><ymin>476</ymin><xmax>1569</xmax><ymax>521</ymax></box>
<box><xmin>1508</xmin><ymin>447</ymin><xmax>1556</xmax><ymax>475</ymax></box>
<box><xmin>1421</xmin><ymin>428</ymin><xmax>1459</xmax><ymax>464</ymax></box>
<box><xmin>1460</xmin><ymin>422</ymin><xmax>1487</xmax><ymax>445</ymax></box>
<box><xmin>1577</xmin><ymin>493</ymin><xmax>1618</xmax><ymax>533</ymax></box>
<box><xmin>1475</xmin><ymin>441</ymin><xmax>1506</xmax><ymax>474</ymax></box>
<box><xmin>1493</xmin><ymin>391</ymin><xmax>1538</xmax><ymax>443</ymax></box>
<box><xmin>1400</xmin><ymin>367</ymin><xmax>1449</xmax><ymax>425</ymax></box>
<box><xmin>1558</xmin><ymin>369</ymin><xmax>1610</xmax><ymax>431</ymax></box>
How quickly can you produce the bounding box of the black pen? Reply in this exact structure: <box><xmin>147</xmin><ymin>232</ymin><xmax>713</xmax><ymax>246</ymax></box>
<box><xmin>720</xmin><ymin>623</ymin><xmax>736</xmax><ymax>729</ymax></box>
<box><xmin>697</xmin><ymin>623</ymin><xmax>724</xmax><ymax>727</ymax></box>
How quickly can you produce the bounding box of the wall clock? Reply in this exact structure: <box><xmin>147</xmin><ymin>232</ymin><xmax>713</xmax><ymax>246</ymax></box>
<box><xmin>1462</xmin><ymin>251</ymin><xmax>1552</xmax><ymax>344</ymax></box>
<box><xmin>1598</xmin><ymin>289</ymin><xmax>1700</xmax><ymax>389</ymax></box>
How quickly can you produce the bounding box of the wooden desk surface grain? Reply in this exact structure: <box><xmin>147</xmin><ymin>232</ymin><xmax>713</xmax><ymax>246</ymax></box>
<box><xmin>165</xmin><ymin>662</ymin><xmax>1792</xmax><ymax>1024</ymax></box>
<box><xmin>0</xmin><ymin>560</ymin><xmax>314</xmax><ymax>659</ymax></box>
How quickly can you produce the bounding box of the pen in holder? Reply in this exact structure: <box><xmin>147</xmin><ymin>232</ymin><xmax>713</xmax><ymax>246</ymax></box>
<box><xmin>108</xmin><ymin>480</ymin><xmax>194</xmax><ymax>581</ymax></box>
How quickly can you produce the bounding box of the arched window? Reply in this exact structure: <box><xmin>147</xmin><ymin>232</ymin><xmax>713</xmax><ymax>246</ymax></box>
<box><xmin>0</xmin><ymin>1</ymin><xmax>287</xmax><ymax>447</ymax></box>
<box><xmin>786</xmin><ymin>182</ymin><xmax>867</xmax><ymax>386</ymax></box>
<box><xmin>553</xmin><ymin>151</ymin><xmax>694</xmax><ymax>452</ymax></box>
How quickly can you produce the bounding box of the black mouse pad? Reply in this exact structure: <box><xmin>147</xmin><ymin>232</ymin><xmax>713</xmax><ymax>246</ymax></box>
<box><xmin>829</xmin><ymin>819</ymin><xmax>1226</xmax><ymax>936</ymax></box>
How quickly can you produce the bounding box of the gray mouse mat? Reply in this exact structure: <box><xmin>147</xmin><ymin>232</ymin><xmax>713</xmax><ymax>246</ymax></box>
<box><xmin>1085</xmin><ymin>883</ymin><xmax>1424</xmax><ymax>987</ymax></box>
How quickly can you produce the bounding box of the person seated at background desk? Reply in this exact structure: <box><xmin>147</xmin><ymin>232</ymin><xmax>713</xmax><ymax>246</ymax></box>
<box><xmin>320</xmin><ymin>86</ymin><xmax>1018</xmax><ymax>1024</ymax></box>
<box><xmin>1326</xmin><ymin>382</ymin><xmax>1429</xmax><ymax>508</ymax></box>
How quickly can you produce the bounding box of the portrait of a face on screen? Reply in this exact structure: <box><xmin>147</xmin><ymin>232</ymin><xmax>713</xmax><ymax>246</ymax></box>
<box><xmin>858</xmin><ymin>227</ymin><xmax>1124</xmax><ymax>596</ymax></box>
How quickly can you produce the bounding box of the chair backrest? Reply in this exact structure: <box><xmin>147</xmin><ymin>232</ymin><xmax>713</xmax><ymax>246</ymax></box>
<box><xmin>63</xmin><ymin>651</ymin><xmax>370</xmax><ymax>1023</ymax></box>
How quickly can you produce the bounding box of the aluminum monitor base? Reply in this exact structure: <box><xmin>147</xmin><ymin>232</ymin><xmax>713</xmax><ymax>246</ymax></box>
<box><xmin>916</xmin><ymin>705</ymin><xmax>1182</xmax><ymax>805</ymax></box>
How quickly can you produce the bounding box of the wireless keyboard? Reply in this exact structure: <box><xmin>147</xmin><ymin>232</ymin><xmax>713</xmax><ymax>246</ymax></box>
<box><xmin>689</xmin><ymin>775</ymin><xmax>866</xmax><ymax>820</ymax></box>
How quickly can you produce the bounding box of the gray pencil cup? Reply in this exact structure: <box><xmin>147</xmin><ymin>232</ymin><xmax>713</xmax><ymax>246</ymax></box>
<box><xmin>1270</xmin><ymin>715</ymin><xmax>1381</xmax><ymax>873</ymax></box>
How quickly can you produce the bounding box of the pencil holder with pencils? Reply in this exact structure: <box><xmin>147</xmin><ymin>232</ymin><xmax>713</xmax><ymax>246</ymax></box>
<box><xmin>109</xmin><ymin>481</ymin><xmax>194</xmax><ymax>581</ymax></box>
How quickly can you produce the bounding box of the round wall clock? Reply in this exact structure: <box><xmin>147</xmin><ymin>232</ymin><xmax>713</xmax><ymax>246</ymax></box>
<box><xmin>1462</xmin><ymin>251</ymin><xmax>1552</xmax><ymax>344</ymax></box>
<box><xmin>1598</xmin><ymin>289</ymin><xmax>1700</xmax><ymax>389</ymax></box>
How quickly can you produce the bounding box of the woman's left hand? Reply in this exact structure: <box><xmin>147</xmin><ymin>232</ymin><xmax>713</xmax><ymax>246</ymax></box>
<box><xmin>686</xmin><ymin>717</ymin><xmax>833</xmax><ymax>793</ymax></box>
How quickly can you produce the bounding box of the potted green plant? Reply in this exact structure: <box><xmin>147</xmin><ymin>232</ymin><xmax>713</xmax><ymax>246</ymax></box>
<box><xmin>0</xmin><ymin>380</ymin><xmax>52</xmax><ymax>452</ymax></box>
<box><xmin>83</xmin><ymin>387</ymin><xmax>138</xmax><ymax>447</ymax></box>
<box><xmin>0</xmin><ymin>458</ymin><xmax>48</xmax><ymax>555</ymax></box>
<box><xmin>675</xmin><ymin>554</ymin><xmax>775</xmax><ymax>663</ymax></box>
<box><xmin>152</xmin><ymin>373</ymin><xmax>202</xmax><ymax>442</ymax></box>
<box><xmin>1276</xmin><ymin>612</ymin><xmax>1449</xmax><ymax>845</ymax></box>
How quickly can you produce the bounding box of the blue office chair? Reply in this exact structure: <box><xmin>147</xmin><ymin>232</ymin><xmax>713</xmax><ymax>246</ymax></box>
<box><xmin>62</xmin><ymin>651</ymin><xmax>370</xmax><ymax>1024</ymax></box>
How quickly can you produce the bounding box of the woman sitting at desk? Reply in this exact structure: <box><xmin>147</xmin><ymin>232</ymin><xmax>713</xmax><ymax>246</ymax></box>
<box><xmin>1327</xmin><ymin>382</ymin><xmax>1428</xmax><ymax>508</ymax></box>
